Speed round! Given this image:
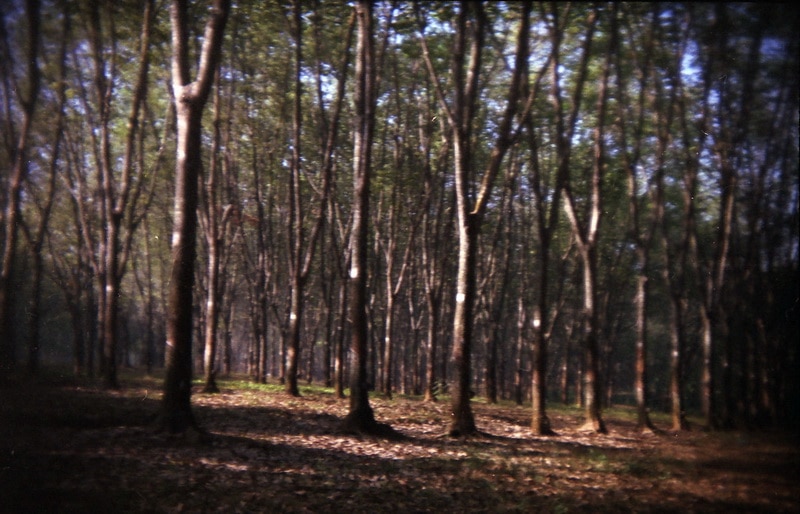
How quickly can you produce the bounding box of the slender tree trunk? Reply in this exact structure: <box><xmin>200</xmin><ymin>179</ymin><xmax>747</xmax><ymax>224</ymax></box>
<box><xmin>0</xmin><ymin>0</ymin><xmax>41</xmax><ymax>371</ymax></box>
<box><xmin>162</xmin><ymin>0</ymin><xmax>229</xmax><ymax>435</ymax></box>
<box><xmin>341</xmin><ymin>1</ymin><xmax>389</xmax><ymax>436</ymax></box>
<box><xmin>513</xmin><ymin>297</ymin><xmax>526</xmax><ymax>405</ymax></box>
<box><xmin>560</xmin><ymin>5</ymin><xmax>609</xmax><ymax>434</ymax></box>
<box><xmin>526</xmin><ymin>2</ymin><xmax>590</xmax><ymax>433</ymax></box>
<box><xmin>21</xmin><ymin>7</ymin><xmax>64</xmax><ymax>374</ymax></box>
<box><xmin>284</xmin><ymin>0</ymin><xmax>305</xmax><ymax>398</ymax></box>
<box><xmin>614</xmin><ymin>4</ymin><xmax>657</xmax><ymax>432</ymax></box>
<box><xmin>420</xmin><ymin>124</ymin><xmax>448</xmax><ymax>403</ymax></box>
<box><xmin>202</xmin><ymin>235</ymin><xmax>222</xmax><ymax>393</ymax></box>
<box><xmin>200</xmin><ymin>70</ymin><xmax>229</xmax><ymax>394</ymax></box>
<box><xmin>334</xmin><ymin>279</ymin><xmax>347</xmax><ymax>398</ymax></box>
<box><xmin>632</xmin><ymin>270</ymin><xmax>655</xmax><ymax>432</ymax></box>
<box><xmin>423</xmin><ymin>290</ymin><xmax>440</xmax><ymax>402</ymax></box>
<box><xmin>419</xmin><ymin>0</ymin><xmax>529</xmax><ymax>437</ymax></box>
<box><xmin>449</xmin><ymin>199</ymin><xmax>480</xmax><ymax>436</ymax></box>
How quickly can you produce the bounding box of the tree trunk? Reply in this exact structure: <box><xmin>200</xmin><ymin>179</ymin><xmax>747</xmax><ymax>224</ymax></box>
<box><xmin>633</xmin><ymin>271</ymin><xmax>656</xmax><ymax>432</ymax></box>
<box><xmin>613</xmin><ymin>5</ymin><xmax>657</xmax><ymax>432</ymax></box>
<box><xmin>334</xmin><ymin>279</ymin><xmax>347</xmax><ymax>399</ymax></box>
<box><xmin>560</xmin><ymin>5</ymin><xmax>609</xmax><ymax>434</ymax></box>
<box><xmin>0</xmin><ymin>0</ymin><xmax>41</xmax><ymax>371</ymax></box>
<box><xmin>162</xmin><ymin>0</ymin><xmax>229</xmax><ymax>435</ymax></box>
<box><xmin>449</xmin><ymin>204</ymin><xmax>479</xmax><ymax>436</ymax></box>
<box><xmin>341</xmin><ymin>1</ymin><xmax>390</xmax><ymax>436</ymax></box>
<box><xmin>200</xmin><ymin>67</ymin><xmax>234</xmax><ymax>394</ymax></box>
<box><xmin>284</xmin><ymin>0</ymin><xmax>305</xmax><ymax>398</ymax></box>
<box><xmin>578</xmin><ymin>251</ymin><xmax>607</xmax><ymax>433</ymax></box>
<box><xmin>21</xmin><ymin>9</ymin><xmax>64</xmax><ymax>374</ymax></box>
<box><xmin>419</xmin><ymin>0</ymin><xmax>529</xmax><ymax>437</ymax></box>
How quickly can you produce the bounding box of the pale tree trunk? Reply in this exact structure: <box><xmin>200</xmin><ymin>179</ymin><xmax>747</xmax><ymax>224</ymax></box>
<box><xmin>0</xmin><ymin>0</ymin><xmax>41</xmax><ymax>371</ymax></box>
<box><xmin>418</xmin><ymin>1</ymin><xmax>482</xmax><ymax>433</ymax></box>
<box><xmin>419</xmin><ymin>102</ymin><xmax>451</xmax><ymax>403</ymax></box>
<box><xmin>20</xmin><ymin>4</ymin><xmax>65</xmax><ymax>374</ymax></box>
<box><xmin>513</xmin><ymin>296</ymin><xmax>527</xmax><ymax>405</ymax></box>
<box><xmin>419</xmin><ymin>0</ymin><xmax>530</xmax><ymax>437</ymax></box>
<box><xmin>162</xmin><ymin>0</ymin><xmax>230</xmax><ymax>435</ymax></box>
<box><xmin>534</xmin><ymin>3</ymin><xmax>597</xmax><ymax>433</ymax></box>
<box><xmin>378</xmin><ymin>196</ymin><xmax>397</xmax><ymax>399</ymax></box>
<box><xmin>200</xmin><ymin>69</ymin><xmax>233</xmax><ymax>394</ymax></box>
<box><xmin>334</xmin><ymin>278</ymin><xmax>347</xmax><ymax>399</ymax></box>
<box><xmin>650</xmin><ymin>6</ymin><xmax>691</xmax><ymax>431</ymax></box>
<box><xmin>613</xmin><ymin>4</ymin><xmax>658</xmax><ymax>433</ymax></box>
<box><xmin>133</xmin><ymin>216</ymin><xmax>157</xmax><ymax>375</ymax></box>
<box><xmin>446</xmin><ymin>3</ymin><xmax>484</xmax><ymax>437</ymax></box>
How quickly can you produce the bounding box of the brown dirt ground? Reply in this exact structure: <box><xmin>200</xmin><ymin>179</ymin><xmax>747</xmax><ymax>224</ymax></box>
<box><xmin>1</xmin><ymin>371</ymin><xmax>798</xmax><ymax>513</ymax></box>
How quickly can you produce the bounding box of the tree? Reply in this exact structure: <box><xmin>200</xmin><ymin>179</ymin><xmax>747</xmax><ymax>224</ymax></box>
<box><xmin>92</xmin><ymin>0</ymin><xmax>155</xmax><ymax>389</ymax></box>
<box><xmin>520</xmin><ymin>1</ymin><xmax>573</xmax><ymax>435</ymax></box>
<box><xmin>161</xmin><ymin>0</ymin><xmax>230</xmax><ymax>435</ymax></box>
<box><xmin>521</xmin><ymin>2</ymin><xmax>594</xmax><ymax>434</ymax></box>
<box><xmin>312</xmin><ymin>6</ymin><xmax>355</xmax><ymax>395</ymax></box>
<box><xmin>0</xmin><ymin>0</ymin><xmax>41</xmax><ymax>371</ymax></box>
<box><xmin>283</xmin><ymin>0</ymin><xmax>342</xmax><ymax>397</ymax></box>
<box><xmin>650</xmin><ymin>5</ymin><xmax>692</xmax><ymax>432</ymax></box>
<box><xmin>198</xmin><ymin>67</ymin><xmax>235</xmax><ymax>393</ymax></box>
<box><xmin>374</xmin><ymin>133</ymin><xmax>419</xmax><ymax>399</ymax></box>
<box><xmin>560</xmin><ymin>4</ymin><xmax>610</xmax><ymax>434</ymax></box>
<box><xmin>419</xmin><ymin>0</ymin><xmax>530</xmax><ymax>436</ymax></box>
<box><xmin>695</xmin><ymin>4</ymin><xmax>769</xmax><ymax>429</ymax></box>
<box><xmin>283</xmin><ymin>0</ymin><xmax>307</xmax><ymax>397</ymax></box>
<box><xmin>613</xmin><ymin>3</ymin><xmax>658</xmax><ymax>433</ymax></box>
<box><xmin>19</xmin><ymin>0</ymin><xmax>68</xmax><ymax>374</ymax></box>
<box><xmin>341</xmin><ymin>0</ymin><xmax>392</xmax><ymax>436</ymax></box>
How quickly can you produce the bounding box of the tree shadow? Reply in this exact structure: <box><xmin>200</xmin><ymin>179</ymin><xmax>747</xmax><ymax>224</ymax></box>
<box><xmin>3</xmin><ymin>375</ymin><xmax>798</xmax><ymax>513</ymax></box>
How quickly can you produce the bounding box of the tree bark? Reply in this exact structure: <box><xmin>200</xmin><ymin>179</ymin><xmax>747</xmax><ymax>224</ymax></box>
<box><xmin>561</xmin><ymin>5</ymin><xmax>609</xmax><ymax>434</ymax></box>
<box><xmin>20</xmin><ymin>3</ymin><xmax>66</xmax><ymax>374</ymax></box>
<box><xmin>535</xmin><ymin>3</ymin><xmax>598</xmax><ymax>433</ymax></box>
<box><xmin>341</xmin><ymin>1</ymin><xmax>391</xmax><ymax>436</ymax></box>
<box><xmin>419</xmin><ymin>0</ymin><xmax>529</xmax><ymax>437</ymax></box>
<box><xmin>200</xmin><ymin>68</ymin><xmax>232</xmax><ymax>394</ymax></box>
<box><xmin>0</xmin><ymin>0</ymin><xmax>41</xmax><ymax>371</ymax></box>
<box><xmin>614</xmin><ymin>4</ymin><xmax>657</xmax><ymax>433</ymax></box>
<box><xmin>162</xmin><ymin>0</ymin><xmax>230</xmax><ymax>435</ymax></box>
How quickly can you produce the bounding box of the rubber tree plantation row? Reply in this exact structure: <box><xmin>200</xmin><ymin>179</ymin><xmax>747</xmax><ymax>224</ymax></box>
<box><xmin>1</xmin><ymin>1</ymin><xmax>797</xmax><ymax>436</ymax></box>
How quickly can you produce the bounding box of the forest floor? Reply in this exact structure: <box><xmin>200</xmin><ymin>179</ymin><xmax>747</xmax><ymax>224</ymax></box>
<box><xmin>1</xmin><ymin>370</ymin><xmax>798</xmax><ymax>513</ymax></box>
